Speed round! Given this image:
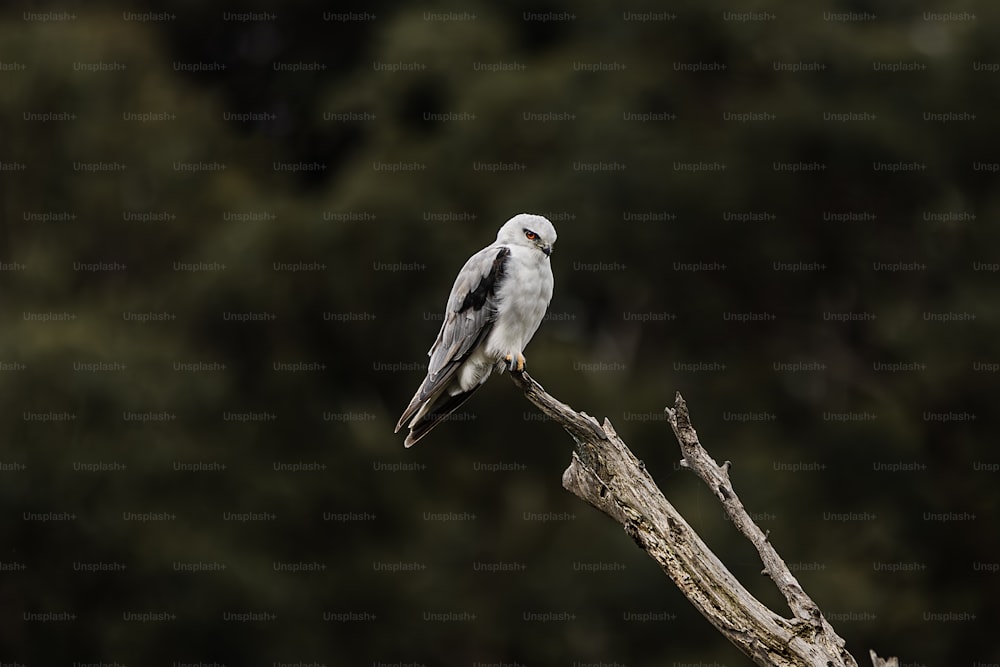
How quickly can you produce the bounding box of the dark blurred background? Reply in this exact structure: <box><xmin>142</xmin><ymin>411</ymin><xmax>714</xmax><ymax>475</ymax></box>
<box><xmin>2</xmin><ymin>0</ymin><xmax>998</xmax><ymax>664</ymax></box>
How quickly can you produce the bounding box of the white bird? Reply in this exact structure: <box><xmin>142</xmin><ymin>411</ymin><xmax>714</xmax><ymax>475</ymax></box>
<box><xmin>395</xmin><ymin>213</ymin><xmax>557</xmax><ymax>447</ymax></box>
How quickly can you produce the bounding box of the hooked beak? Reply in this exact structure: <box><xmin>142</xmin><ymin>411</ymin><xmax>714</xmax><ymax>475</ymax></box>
<box><xmin>542</xmin><ymin>244</ymin><xmax>552</xmax><ymax>257</ymax></box>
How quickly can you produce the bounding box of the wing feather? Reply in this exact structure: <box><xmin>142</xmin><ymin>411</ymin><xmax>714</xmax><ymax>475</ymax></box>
<box><xmin>395</xmin><ymin>246</ymin><xmax>509</xmax><ymax>432</ymax></box>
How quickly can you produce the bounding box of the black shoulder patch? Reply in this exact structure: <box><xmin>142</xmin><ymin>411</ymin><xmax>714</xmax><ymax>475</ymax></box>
<box><xmin>458</xmin><ymin>247</ymin><xmax>510</xmax><ymax>313</ymax></box>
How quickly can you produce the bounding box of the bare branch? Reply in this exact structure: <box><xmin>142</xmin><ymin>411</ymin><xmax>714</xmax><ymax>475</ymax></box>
<box><xmin>666</xmin><ymin>393</ymin><xmax>831</xmax><ymax>626</ymax></box>
<box><xmin>509</xmin><ymin>370</ymin><xmax>897</xmax><ymax>667</ymax></box>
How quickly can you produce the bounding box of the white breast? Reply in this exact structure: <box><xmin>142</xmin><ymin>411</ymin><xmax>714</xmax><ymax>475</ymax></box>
<box><xmin>485</xmin><ymin>246</ymin><xmax>553</xmax><ymax>359</ymax></box>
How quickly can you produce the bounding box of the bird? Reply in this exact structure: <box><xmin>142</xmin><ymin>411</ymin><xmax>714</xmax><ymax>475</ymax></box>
<box><xmin>395</xmin><ymin>213</ymin><xmax>557</xmax><ymax>447</ymax></box>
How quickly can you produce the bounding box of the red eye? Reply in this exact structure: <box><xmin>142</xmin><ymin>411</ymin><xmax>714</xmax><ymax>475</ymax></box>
<box><xmin>524</xmin><ymin>230</ymin><xmax>537</xmax><ymax>240</ymax></box>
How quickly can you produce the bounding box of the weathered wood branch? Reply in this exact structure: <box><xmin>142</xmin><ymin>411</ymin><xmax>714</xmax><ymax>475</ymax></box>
<box><xmin>509</xmin><ymin>370</ymin><xmax>897</xmax><ymax>667</ymax></box>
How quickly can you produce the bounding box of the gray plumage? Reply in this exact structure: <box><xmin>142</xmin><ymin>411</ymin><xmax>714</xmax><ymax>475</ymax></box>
<box><xmin>395</xmin><ymin>213</ymin><xmax>557</xmax><ymax>447</ymax></box>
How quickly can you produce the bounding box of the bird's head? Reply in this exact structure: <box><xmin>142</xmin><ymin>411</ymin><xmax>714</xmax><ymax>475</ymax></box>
<box><xmin>497</xmin><ymin>213</ymin><xmax>557</xmax><ymax>257</ymax></box>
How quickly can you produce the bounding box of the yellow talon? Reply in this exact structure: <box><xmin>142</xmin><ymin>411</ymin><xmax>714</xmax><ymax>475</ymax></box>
<box><xmin>504</xmin><ymin>353</ymin><xmax>526</xmax><ymax>372</ymax></box>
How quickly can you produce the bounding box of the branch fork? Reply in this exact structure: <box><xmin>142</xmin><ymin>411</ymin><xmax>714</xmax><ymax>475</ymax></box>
<box><xmin>509</xmin><ymin>370</ymin><xmax>896</xmax><ymax>667</ymax></box>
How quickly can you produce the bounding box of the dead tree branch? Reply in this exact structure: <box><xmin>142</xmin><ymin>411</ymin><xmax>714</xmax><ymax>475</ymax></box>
<box><xmin>509</xmin><ymin>370</ymin><xmax>896</xmax><ymax>667</ymax></box>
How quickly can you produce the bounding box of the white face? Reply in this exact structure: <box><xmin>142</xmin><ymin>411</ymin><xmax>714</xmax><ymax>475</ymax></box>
<box><xmin>497</xmin><ymin>214</ymin><xmax>557</xmax><ymax>256</ymax></box>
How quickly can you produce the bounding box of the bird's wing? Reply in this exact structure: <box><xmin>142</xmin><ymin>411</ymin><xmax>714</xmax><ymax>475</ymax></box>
<box><xmin>395</xmin><ymin>246</ymin><xmax>510</xmax><ymax>430</ymax></box>
<box><xmin>428</xmin><ymin>245</ymin><xmax>509</xmax><ymax>377</ymax></box>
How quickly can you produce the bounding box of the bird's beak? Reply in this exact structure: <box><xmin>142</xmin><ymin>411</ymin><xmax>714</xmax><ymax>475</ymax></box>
<box><xmin>542</xmin><ymin>245</ymin><xmax>552</xmax><ymax>257</ymax></box>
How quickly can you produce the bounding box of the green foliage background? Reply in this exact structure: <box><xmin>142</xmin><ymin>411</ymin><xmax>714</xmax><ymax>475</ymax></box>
<box><xmin>1</xmin><ymin>0</ymin><xmax>998</xmax><ymax>664</ymax></box>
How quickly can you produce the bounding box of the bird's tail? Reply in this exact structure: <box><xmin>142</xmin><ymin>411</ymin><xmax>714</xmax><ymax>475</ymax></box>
<box><xmin>397</xmin><ymin>386</ymin><xmax>481</xmax><ymax>447</ymax></box>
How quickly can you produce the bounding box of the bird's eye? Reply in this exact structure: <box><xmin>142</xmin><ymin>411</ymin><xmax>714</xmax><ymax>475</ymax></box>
<box><xmin>524</xmin><ymin>229</ymin><xmax>538</xmax><ymax>241</ymax></box>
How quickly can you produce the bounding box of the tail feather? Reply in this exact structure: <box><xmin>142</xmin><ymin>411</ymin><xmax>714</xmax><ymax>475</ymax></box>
<box><xmin>402</xmin><ymin>387</ymin><xmax>481</xmax><ymax>447</ymax></box>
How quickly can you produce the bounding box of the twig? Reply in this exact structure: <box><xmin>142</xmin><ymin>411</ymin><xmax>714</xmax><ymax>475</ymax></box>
<box><xmin>509</xmin><ymin>370</ymin><xmax>897</xmax><ymax>667</ymax></box>
<box><xmin>667</xmin><ymin>393</ymin><xmax>827</xmax><ymax>624</ymax></box>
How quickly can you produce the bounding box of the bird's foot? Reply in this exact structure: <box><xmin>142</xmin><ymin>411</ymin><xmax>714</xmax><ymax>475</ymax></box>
<box><xmin>504</xmin><ymin>352</ymin><xmax>526</xmax><ymax>372</ymax></box>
